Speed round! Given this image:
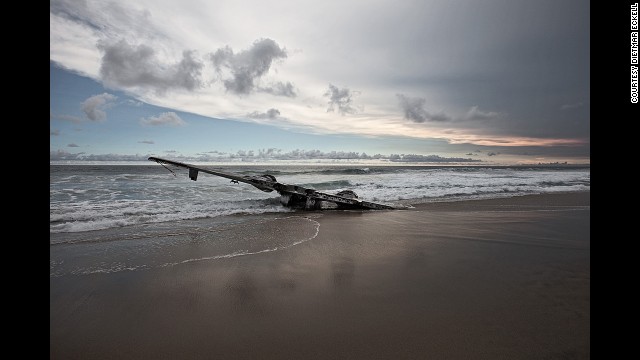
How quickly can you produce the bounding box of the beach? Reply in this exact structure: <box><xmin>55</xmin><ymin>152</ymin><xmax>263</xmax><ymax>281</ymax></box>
<box><xmin>50</xmin><ymin>192</ymin><xmax>590</xmax><ymax>359</ymax></box>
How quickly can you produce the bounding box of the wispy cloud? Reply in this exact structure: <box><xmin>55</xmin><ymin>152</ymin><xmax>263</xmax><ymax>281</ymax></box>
<box><xmin>50</xmin><ymin>129</ymin><xmax>60</xmax><ymax>136</ymax></box>
<box><xmin>138</xmin><ymin>140</ymin><xmax>155</xmax><ymax>144</ymax></box>
<box><xmin>50</xmin><ymin>113</ymin><xmax>83</xmax><ymax>123</ymax></box>
<box><xmin>464</xmin><ymin>106</ymin><xmax>504</xmax><ymax>120</ymax></box>
<box><xmin>561</xmin><ymin>102</ymin><xmax>584</xmax><ymax>110</ymax></box>
<box><xmin>140</xmin><ymin>112</ymin><xmax>186</xmax><ymax>126</ymax></box>
<box><xmin>126</xmin><ymin>99</ymin><xmax>144</xmax><ymax>107</ymax></box>
<box><xmin>67</xmin><ymin>143</ymin><xmax>80</xmax><ymax>147</ymax></box>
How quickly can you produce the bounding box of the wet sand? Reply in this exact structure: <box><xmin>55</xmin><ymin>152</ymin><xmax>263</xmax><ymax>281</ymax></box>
<box><xmin>50</xmin><ymin>192</ymin><xmax>590</xmax><ymax>359</ymax></box>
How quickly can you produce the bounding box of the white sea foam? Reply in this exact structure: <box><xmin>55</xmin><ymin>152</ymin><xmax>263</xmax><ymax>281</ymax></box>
<box><xmin>50</xmin><ymin>164</ymin><xmax>589</xmax><ymax>233</ymax></box>
<box><xmin>50</xmin><ymin>215</ymin><xmax>321</xmax><ymax>277</ymax></box>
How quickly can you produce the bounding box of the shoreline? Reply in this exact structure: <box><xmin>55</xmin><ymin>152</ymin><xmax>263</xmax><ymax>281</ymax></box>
<box><xmin>51</xmin><ymin>191</ymin><xmax>590</xmax><ymax>359</ymax></box>
<box><xmin>408</xmin><ymin>190</ymin><xmax>590</xmax><ymax>211</ymax></box>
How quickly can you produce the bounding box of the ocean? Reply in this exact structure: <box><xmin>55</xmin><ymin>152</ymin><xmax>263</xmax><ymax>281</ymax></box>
<box><xmin>50</xmin><ymin>162</ymin><xmax>590</xmax><ymax>277</ymax></box>
<box><xmin>50</xmin><ymin>162</ymin><xmax>590</xmax><ymax>234</ymax></box>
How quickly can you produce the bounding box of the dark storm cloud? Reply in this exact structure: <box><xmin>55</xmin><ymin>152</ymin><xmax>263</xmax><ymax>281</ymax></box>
<box><xmin>324</xmin><ymin>84</ymin><xmax>359</xmax><ymax>115</ymax></box>
<box><xmin>371</xmin><ymin>0</ymin><xmax>589</xmax><ymax>144</ymax></box>
<box><xmin>98</xmin><ymin>39</ymin><xmax>203</xmax><ymax>93</ymax></box>
<box><xmin>247</xmin><ymin>108</ymin><xmax>281</xmax><ymax>120</ymax></box>
<box><xmin>396</xmin><ymin>94</ymin><xmax>451</xmax><ymax>122</ymax></box>
<box><xmin>82</xmin><ymin>93</ymin><xmax>117</xmax><ymax>121</ymax></box>
<box><xmin>396</xmin><ymin>94</ymin><xmax>427</xmax><ymax>122</ymax></box>
<box><xmin>210</xmin><ymin>38</ymin><xmax>288</xmax><ymax>95</ymax></box>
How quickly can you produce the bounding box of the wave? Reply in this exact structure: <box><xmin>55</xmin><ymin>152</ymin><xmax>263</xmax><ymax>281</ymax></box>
<box><xmin>50</xmin><ymin>198</ymin><xmax>292</xmax><ymax>233</ymax></box>
<box><xmin>50</xmin><ymin>165</ymin><xmax>590</xmax><ymax>233</ymax></box>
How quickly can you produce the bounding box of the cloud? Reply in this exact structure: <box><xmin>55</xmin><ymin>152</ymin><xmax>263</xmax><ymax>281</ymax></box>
<box><xmin>396</xmin><ymin>94</ymin><xmax>451</xmax><ymax>122</ymax></box>
<box><xmin>49</xmin><ymin>1</ymin><xmax>590</xmax><ymax>161</ymax></box>
<box><xmin>67</xmin><ymin>143</ymin><xmax>80</xmax><ymax>147</ymax></box>
<box><xmin>388</xmin><ymin>154</ymin><xmax>480</xmax><ymax>163</ymax></box>
<box><xmin>487</xmin><ymin>152</ymin><xmax>499</xmax><ymax>156</ymax></box>
<box><xmin>210</xmin><ymin>38</ymin><xmax>288</xmax><ymax>95</ymax></box>
<box><xmin>126</xmin><ymin>99</ymin><xmax>144</xmax><ymax>107</ymax></box>
<box><xmin>50</xmin><ymin>0</ymin><xmax>157</xmax><ymax>39</ymax></box>
<box><xmin>561</xmin><ymin>102</ymin><xmax>584</xmax><ymax>110</ymax></box>
<box><xmin>138</xmin><ymin>140</ymin><xmax>155</xmax><ymax>144</ymax></box>
<box><xmin>50</xmin><ymin>113</ymin><xmax>83</xmax><ymax>123</ymax></box>
<box><xmin>50</xmin><ymin>148</ymin><xmax>481</xmax><ymax>163</ymax></box>
<box><xmin>98</xmin><ymin>39</ymin><xmax>203</xmax><ymax>93</ymax></box>
<box><xmin>82</xmin><ymin>93</ymin><xmax>117</xmax><ymax>121</ymax></box>
<box><xmin>50</xmin><ymin>150</ymin><xmax>148</xmax><ymax>161</ymax></box>
<box><xmin>258</xmin><ymin>81</ymin><xmax>297</xmax><ymax>97</ymax></box>
<box><xmin>247</xmin><ymin>108</ymin><xmax>281</xmax><ymax>120</ymax></box>
<box><xmin>464</xmin><ymin>106</ymin><xmax>503</xmax><ymax>120</ymax></box>
<box><xmin>50</xmin><ymin>129</ymin><xmax>60</xmax><ymax>136</ymax></box>
<box><xmin>324</xmin><ymin>84</ymin><xmax>359</xmax><ymax>115</ymax></box>
<box><xmin>140</xmin><ymin>112</ymin><xmax>186</xmax><ymax>126</ymax></box>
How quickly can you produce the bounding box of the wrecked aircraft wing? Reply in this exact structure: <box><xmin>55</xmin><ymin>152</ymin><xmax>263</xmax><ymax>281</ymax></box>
<box><xmin>148</xmin><ymin>156</ymin><xmax>395</xmax><ymax>210</ymax></box>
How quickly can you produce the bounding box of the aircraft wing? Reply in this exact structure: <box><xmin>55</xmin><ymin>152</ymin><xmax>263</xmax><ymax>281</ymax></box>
<box><xmin>148</xmin><ymin>156</ymin><xmax>395</xmax><ymax>210</ymax></box>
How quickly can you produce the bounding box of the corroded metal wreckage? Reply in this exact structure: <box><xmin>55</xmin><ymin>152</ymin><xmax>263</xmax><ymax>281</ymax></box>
<box><xmin>149</xmin><ymin>157</ymin><xmax>395</xmax><ymax>210</ymax></box>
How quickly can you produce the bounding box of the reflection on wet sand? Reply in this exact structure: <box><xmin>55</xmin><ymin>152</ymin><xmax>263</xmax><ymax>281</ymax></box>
<box><xmin>224</xmin><ymin>271</ymin><xmax>269</xmax><ymax>316</ymax></box>
<box><xmin>51</xmin><ymin>192</ymin><xmax>590</xmax><ymax>359</ymax></box>
<box><xmin>331</xmin><ymin>256</ymin><xmax>355</xmax><ymax>291</ymax></box>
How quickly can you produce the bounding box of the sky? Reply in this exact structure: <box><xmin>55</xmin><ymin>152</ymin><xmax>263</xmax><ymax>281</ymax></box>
<box><xmin>50</xmin><ymin>0</ymin><xmax>590</xmax><ymax>165</ymax></box>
